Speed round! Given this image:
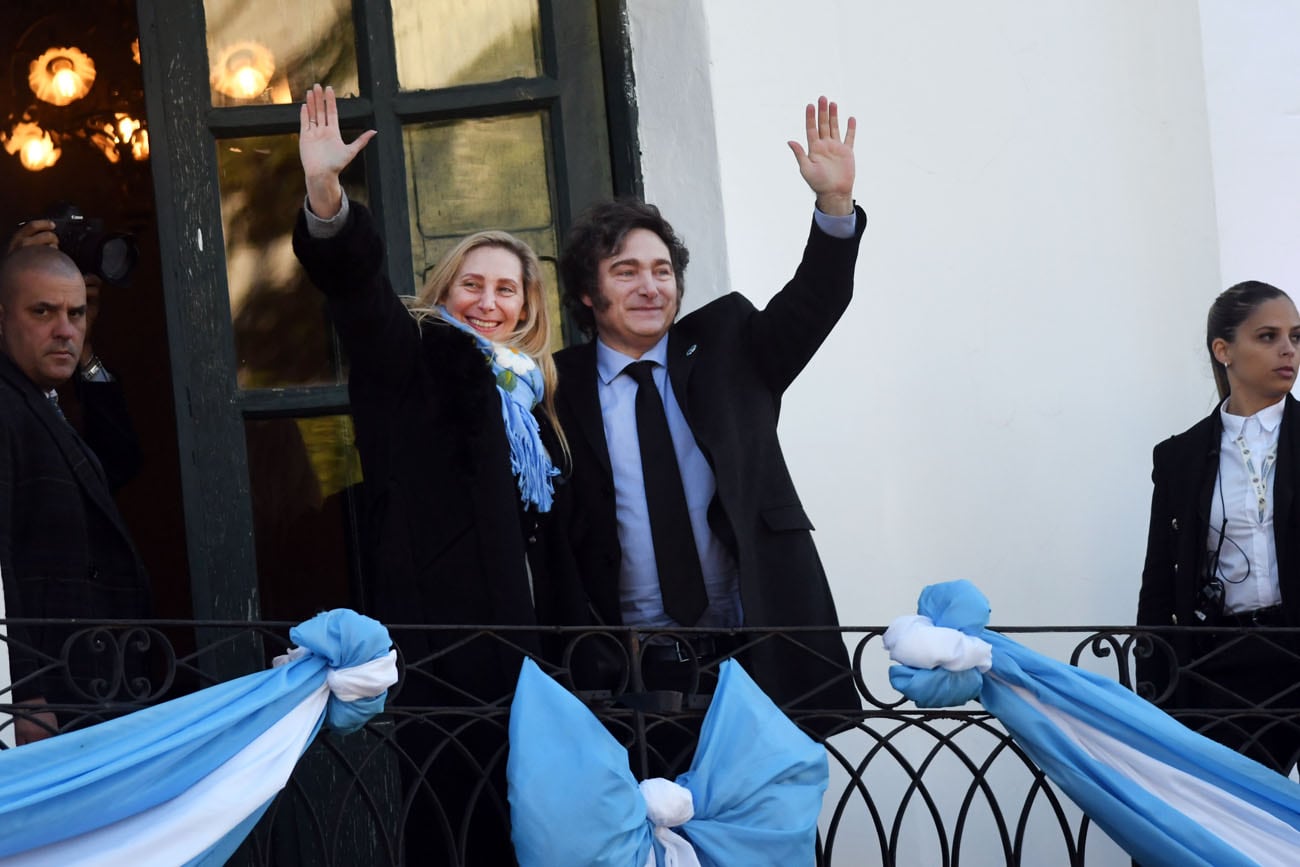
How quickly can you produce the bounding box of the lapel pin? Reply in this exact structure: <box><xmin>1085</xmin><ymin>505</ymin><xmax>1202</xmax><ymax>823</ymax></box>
<box><xmin>686</xmin><ymin>344</ymin><xmax>697</xmax><ymax>357</ymax></box>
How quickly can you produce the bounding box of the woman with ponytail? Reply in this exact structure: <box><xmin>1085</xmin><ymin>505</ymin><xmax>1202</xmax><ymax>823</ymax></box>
<box><xmin>1138</xmin><ymin>280</ymin><xmax>1300</xmax><ymax>774</ymax></box>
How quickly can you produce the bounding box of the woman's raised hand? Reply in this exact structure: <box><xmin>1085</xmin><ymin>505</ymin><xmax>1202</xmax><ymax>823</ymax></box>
<box><xmin>299</xmin><ymin>83</ymin><xmax>376</xmax><ymax>220</ymax></box>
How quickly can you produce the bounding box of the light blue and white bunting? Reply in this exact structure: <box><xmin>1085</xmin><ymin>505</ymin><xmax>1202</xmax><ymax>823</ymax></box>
<box><xmin>884</xmin><ymin>580</ymin><xmax>1300</xmax><ymax>867</ymax></box>
<box><xmin>507</xmin><ymin>657</ymin><xmax>828</xmax><ymax>867</ymax></box>
<box><xmin>0</xmin><ymin>608</ymin><xmax>396</xmax><ymax>866</ymax></box>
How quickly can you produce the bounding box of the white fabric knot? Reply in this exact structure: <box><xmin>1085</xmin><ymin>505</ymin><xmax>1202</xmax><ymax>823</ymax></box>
<box><xmin>883</xmin><ymin>614</ymin><xmax>993</xmax><ymax>673</ymax></box>
<box><xmin>638</xmin><ymin>777</ymin><xmax>701</xmax><ymax>867</ymax></box>
<box><xmin>327</xmin><ymin>650</ymin><xmax>398</xmax><ymax>701</ymax></box>
<box><xmin>271</xmin><ymin>648</ymin><xmax>399</xmax><ymax>702</ymax></box>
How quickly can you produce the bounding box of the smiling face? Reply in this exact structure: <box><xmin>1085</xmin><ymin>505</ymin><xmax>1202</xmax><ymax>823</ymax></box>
<box><xmin>584</xmin><ymin>228</ymin><xmax>680</xmax><ymax>358</ymax></box>
<box><xmin>442</xmin><ymin>245</ymin><xmax>526</xmax><ymax>342</ymax></box>
<box><xmin>0</xmin><ymin>259</ymin><xmax>87</xmax><ymax>389</ymax></box>
<box><xmin>1214</xmin><ymin>296</ymin><xmax>1300</xmax><ymax>416</ymax></box>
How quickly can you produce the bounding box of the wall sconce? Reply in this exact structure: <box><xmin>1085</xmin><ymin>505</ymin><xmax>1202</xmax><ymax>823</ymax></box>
<box><xmin>28</xmin><ymin>46</ymin><xmax>97</xmax><ymax>106</ymax></box>
<box><xmin>2</xmin><ymin>122</ymin><xmax>62</xmax><ymax>171</ymax></box>
<box><xmin>211</xmin><ymin>41</ymin><xmax>276</xmax><ymax>101</ymax></box>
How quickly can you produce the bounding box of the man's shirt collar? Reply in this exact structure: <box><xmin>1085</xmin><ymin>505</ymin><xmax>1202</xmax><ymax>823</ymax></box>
<box><xmin>595</xmin><ymin>333</ymin><xmax>671</xmax><ymax>385</ymax></box>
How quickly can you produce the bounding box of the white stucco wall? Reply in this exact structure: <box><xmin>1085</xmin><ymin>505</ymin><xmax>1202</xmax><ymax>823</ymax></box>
<box><xmin>1199</xmin><ymin>0</ymin><xmax>1300</xmax><ymax>292</ymax></box>
<box><xmin>628</xmin><ymin>0</ymin><xmax>1220</xmax><ymax>632</ymax></box>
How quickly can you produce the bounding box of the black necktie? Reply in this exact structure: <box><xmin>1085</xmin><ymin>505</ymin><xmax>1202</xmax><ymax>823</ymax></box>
<box><xmin>625</xmin><ymin>360</ymin><xmax>708</xmax><ymax>625</ymax></box>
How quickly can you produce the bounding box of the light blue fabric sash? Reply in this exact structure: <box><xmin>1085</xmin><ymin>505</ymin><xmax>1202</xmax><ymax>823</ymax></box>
<box><xmin>0</xmin><ymin>609</ymin><xmax>396</xmax><ymax>865</ymax></box>
<box><xmin>885</xmin><ymin>580</ymin><xmax>1300</xmax><ymax>867</ymax></box>
<box><xmin>507</xmin><ymin>657</ymin><xmax>827</xmax><ymax>866</ymax></box>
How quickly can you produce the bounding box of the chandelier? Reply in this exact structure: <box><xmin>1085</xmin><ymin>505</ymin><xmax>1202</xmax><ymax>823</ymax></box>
<box><xmin>2</xmin><ymin>32</ymin><xmax>150</xmax><ymax>172</ymax></box>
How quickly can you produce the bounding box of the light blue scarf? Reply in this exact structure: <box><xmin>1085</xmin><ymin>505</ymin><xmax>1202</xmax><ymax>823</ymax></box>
<box><xmin>436</xmin><ymin>306</ymin><xmax>558</xmax><ymax>511</ymax></box>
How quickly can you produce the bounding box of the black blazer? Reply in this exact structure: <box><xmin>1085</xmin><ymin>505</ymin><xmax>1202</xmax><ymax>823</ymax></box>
<box><xmin>1137</xmin><ymin>394</ymin><xmax>1300</xmax><ymax>693</ymax></box>
<box><xmin>0</xmin><ymin>353</ymin><xmax>149</xmax><ymax>703</ymax></box>
<box><xmin>292</xmin><ymin>204</ymin><xmax>579</xmax><ymax>703</ymax></box>
<box><xmin>555</xmin><ymin>207</ymin><xmax>868</xmax><ymax>713</ymax></box>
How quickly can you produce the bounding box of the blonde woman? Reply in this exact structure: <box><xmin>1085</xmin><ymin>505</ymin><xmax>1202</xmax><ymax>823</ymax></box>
<box><xmin>292</xmin><ymin>83</ymin><xmax>573</xmax><ymax>865</ymax></box>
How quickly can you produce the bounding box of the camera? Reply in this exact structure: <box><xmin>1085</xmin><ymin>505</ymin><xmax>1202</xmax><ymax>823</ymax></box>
<box><xmin>43</xmin><ymin>203</ymin><xmax>138</xmax><ymax>287</ymax></box>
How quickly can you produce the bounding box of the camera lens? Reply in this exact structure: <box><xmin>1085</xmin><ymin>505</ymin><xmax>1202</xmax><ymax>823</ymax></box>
<box><xmin>98</xmin><ymin>236</ymin><xmax>137</xmax><ymax>285</ymax></box>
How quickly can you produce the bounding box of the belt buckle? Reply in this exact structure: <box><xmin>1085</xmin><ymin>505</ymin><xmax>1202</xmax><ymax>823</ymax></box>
<box><xmin>1251</xmin><ymin>605</ymin><xmax>1280</xmax><ymax>626</ymax></box>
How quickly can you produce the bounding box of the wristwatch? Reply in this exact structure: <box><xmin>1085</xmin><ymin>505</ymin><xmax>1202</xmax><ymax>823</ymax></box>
<box><xmin>80</xmin><ymin>355</ymin><xmax>112</xmax><ymax>382</ymax></box>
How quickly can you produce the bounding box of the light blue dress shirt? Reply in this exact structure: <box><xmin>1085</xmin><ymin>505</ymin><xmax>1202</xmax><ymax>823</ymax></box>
<box><xmin>596</xmin><ymin>335</ymin><xmax>743</xmax><ymax>629</ymax></box>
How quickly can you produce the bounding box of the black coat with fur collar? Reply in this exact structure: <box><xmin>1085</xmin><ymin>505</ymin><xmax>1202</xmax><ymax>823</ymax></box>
<box><xmin>293</xmin><ymin>203</ymin><xmax>577</xmax><ymax>703</ymax></box>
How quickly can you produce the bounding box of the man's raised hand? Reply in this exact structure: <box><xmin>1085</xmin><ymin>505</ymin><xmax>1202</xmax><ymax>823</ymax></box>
<box><xmin>787</xmin><ymin>96</ymin><xmax>856</xmax><ymax>216</ymax></box>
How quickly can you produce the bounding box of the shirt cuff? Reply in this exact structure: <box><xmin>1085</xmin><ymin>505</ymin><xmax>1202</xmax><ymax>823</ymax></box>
<box><xmin>813</xmin><ymin>206</ymin><xmax>857</xmax><ymax>239</ymax></box>
<box><xmin>304</xmin><ymin>191</ymin><xmax>351</xmax><ymax>240</ymax></box>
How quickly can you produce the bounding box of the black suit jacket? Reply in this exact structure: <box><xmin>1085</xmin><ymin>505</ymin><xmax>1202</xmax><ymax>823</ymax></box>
<box><xmin>1137</xmin><ymin>394</ymin><xmax>1300</xmax><ymax>696</ymax></box>
<box><xmin>0</xmin><ymin>353</ymin><xmax>149</xmax><ymax>704</ymax></box>
<box><xmin>555</xmin><ymin>207</ymin><xmax>867</xmax><ymax>714</ymax></box>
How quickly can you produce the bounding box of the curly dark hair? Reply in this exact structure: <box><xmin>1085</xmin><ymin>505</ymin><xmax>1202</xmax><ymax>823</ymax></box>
<box><xmin>559</xmin><ymin>199</ymin><xmax>690</xmax><ymax>337</ymax></box>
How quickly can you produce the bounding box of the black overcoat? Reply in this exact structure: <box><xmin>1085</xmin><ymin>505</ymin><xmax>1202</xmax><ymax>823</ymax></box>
<box><xmin>554</xmin><ymin>207</ymin><xmax>867</xmax><ymax>713</ymax></box>
<box><xmin>293</xmin><ymin>204</ymin><xmax>577</xmax><ymax>704</ymax></box>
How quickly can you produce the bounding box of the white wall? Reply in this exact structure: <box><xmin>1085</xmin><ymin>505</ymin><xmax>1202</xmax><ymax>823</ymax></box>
<box><xmin>624</xmin><ymin>1</ymin><xmax>1300</xmax><ymax>862</ymax></box>
<box><xmin>1199</xmin><ymin>0</ymin><xmax>1300</xmax><ymax>292</ymax></box>
<box><xmin>628</xmin><ymin>0</ymin><xmax>1221</xmax><ymax>631</ymax></box>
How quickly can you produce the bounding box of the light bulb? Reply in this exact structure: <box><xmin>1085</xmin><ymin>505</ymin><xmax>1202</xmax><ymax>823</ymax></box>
<box><xmin>19</xmin><ymin>133</ymin><xmax>60</xmax><ymax>171</ymax></box>
<box><xmin>234</xmin><ymin>65</ymin><xmax>265</xmax><ymax>98</ymax></box>
<box><xmin>52</xmin><ymin>66</ymin><xmax>78</xmax><ymax>100</ymax></box>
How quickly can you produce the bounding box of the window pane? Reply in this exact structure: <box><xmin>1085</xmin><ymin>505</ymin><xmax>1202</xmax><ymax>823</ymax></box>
<box><xmin>204</xmin><ymin>0</ymin><xmax>358</xmax><ymax>105</ymax></box>
<box><xmin>392</xmin><ymin>0</ymin><xmax>541</xmax><ymax>91</ymax></box>
<box><xmin>217</xmin><ymin>133</ymin><xmax>367</xmax><ymax>388</ymax></box>
<box><xmin>404</xmin><ymin>111</ymin><xmax>561</xmax><ymax>348</ymax></box>
<box><xmin>246</xmin><ymin>415</ymin><xmax>363</xmax><ymax>620</ymax></box>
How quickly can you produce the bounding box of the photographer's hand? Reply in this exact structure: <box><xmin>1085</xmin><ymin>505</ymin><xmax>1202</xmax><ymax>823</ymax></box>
<box><xmin>300</xmin><ymin>83</ymin><xmax>376</xmax><ymax>221</ymax></box>
<box><xmin>14</xmin><ymin>697</ymin><xmax>57</xmax><ymax>745</ymax></box>
<box><xmin>7</xmin><ymin>219</ymin><xmax>59</xmax><ymax>252</ymax></box>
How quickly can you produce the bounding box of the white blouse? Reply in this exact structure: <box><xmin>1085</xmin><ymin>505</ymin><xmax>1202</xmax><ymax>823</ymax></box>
<box><xmin>1210</xmin><ymin>397</ymin><xmax>1285</xmax><ymax>614</ymax></box>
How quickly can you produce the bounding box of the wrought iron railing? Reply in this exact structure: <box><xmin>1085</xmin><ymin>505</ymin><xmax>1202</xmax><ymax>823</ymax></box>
<box><xmin>1</xmin><ymin>620</ymin><xmax>1297</xmax><ymax>866</ymax></box>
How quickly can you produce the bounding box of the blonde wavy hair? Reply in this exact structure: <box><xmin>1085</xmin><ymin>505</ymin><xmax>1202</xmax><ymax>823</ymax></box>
<box><xmin>405</xmin><ymin>230</ymin><xmax>567</xmax><ymax>464</ymax></box>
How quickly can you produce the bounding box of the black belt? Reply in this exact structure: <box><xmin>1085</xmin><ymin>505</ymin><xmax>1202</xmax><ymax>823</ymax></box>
<box><xmin>1222</xmin><ymin>604</ymin><xmax>1286</xmax><ymax>627</ymax></box>
<box><xmin>640</xmin><ymin>635</ymin><xmax>738</xmax><ymax>665</ymax></box>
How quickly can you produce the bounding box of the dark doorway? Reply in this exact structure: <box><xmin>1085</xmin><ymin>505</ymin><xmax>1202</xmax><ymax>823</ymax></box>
<box><xmin>0</xmin><ymin>0</ymin><xmax>192</xmax><ymax>623</ymax></box>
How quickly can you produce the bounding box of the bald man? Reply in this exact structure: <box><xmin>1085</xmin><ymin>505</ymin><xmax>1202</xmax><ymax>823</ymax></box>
<box><xmin>0</xmin><ymin>246</ymin><xmax>149</xmax><ymax>744</ymax></box>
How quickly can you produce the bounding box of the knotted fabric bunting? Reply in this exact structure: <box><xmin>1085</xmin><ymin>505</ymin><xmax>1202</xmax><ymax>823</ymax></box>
<box><xmin>884</xmin><ymin>580</ymin><xmax>1300</xmax><ymax>867</ymax></box>
<box><xmin>507</xmin><ymin>657</ymin><xmax>828</xmax><ymax>866</ymax></box>
<box><xmin>0</xmin><ymin>608</ymin><xmax>397</xmax><ymax>866</ymax></box>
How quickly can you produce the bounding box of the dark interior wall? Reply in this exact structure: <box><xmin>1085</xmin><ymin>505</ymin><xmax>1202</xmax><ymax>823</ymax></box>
<box><xmin>1</xmin><ymin>0</ymin><xmax>193</xmax><ymax>620</ymax></box>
